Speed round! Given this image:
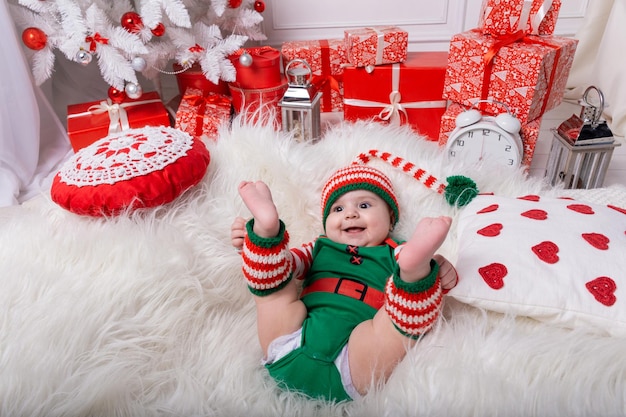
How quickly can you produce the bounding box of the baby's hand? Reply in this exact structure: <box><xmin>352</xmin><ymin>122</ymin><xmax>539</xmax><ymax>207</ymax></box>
<box><xmin>434</xmin><ymin>254</ymin><xmax>458</xmax><ymax>291</ymax></box>
<box><xmin>231</xmin><ymin>216</ymin><xmax>247</xmax><ymax>250</ymax></box>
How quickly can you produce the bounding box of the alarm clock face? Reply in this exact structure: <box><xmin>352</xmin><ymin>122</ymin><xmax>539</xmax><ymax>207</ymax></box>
<box><xmin>447</xmin><ymin>123</ymin><xmax>522</xmax><ymax>168</ymax></box>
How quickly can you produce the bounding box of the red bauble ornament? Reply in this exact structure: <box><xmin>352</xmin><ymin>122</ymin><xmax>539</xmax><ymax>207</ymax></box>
<box><xmin>229</xmin><ymin>0</ymin><xmax>242</xmax><ymax>7</ymax></box>
<box><xmin>121</xmin><ymin>11</ymin><xmax>143</xmax><ymax>34</ymax></box>
<box><xmin>22</xmin><ymin>27</ymin><xmax>48</xmax><ymax>51</ymax></box>
<box><xmin>254</xmin><ymin>0</ymin><xmax>265</xmax><ymax>12</ymax></box>
<box><xmin>108</xmin><ymin>86</ymin><xmax>127</xmax><ymax>104</ymax></box>
<box><xmin>150</xmin><ymin>23</ymin><xmax>165</xmax><ymax>37</ymax></box>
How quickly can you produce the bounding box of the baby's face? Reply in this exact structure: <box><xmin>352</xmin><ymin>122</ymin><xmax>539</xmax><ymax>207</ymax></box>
<box><xmin>324</xmin><ymin>190</ymin><xmax>393</xmax><ymax>247</ymax></box>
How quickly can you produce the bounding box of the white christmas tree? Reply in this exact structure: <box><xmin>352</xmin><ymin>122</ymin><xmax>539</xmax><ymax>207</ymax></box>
<box><xmin>8</xmin><ymin>0</ymin><xmax>266</xmax><ymax>97</ymax></box>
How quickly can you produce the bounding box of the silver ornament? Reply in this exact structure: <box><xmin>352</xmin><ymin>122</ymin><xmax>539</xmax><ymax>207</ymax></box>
<box><xmin>124</xmin><ymin>82</ymin><xmax>143</xmax><ymax>99</ymax></box>
<box><xmin>131</xmin><ymin>56</ymin><xmax>147</xmax><ymax>72</ymax></box>
<box><xmin>76</xmin><ymin>50</ymin><xmax>92</xmax><ymax>66</ymax></box>
<box><xmin>239</xmin><ymin>51</ymin><xmax>253</xmax><ymax>67</ymax></box>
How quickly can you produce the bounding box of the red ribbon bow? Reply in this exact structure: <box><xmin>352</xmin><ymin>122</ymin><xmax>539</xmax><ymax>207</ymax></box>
<box><xmin>85</xmin><ymin>33</ymin><xmax>109</xmax><ymax>52</ymax></box>
<box><xmin>479</xmin><ymin>29</ymin><xmax>561</xmax><ymax>116</ymax></box>
<box><xmin>189</xmin><ymin>44</ymin><xmax>205</xmax><ymax>53</ymax></box>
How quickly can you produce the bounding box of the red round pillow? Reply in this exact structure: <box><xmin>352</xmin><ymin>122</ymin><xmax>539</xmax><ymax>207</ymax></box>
<box><xmin>51</xmin><ymin>126</ymin><xmax>210</xmax><ymax>216</ymax></box>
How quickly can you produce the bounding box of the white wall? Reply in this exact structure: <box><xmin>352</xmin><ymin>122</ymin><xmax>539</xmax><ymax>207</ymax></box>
<box><xmin>261</xmin><ymin>0</ymin><xmax>589</xmax><ymax>51</ymax></box>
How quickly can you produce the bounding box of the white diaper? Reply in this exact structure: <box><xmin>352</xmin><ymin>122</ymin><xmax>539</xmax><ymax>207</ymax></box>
<box><xmin>262</xmin><ymin>328</ymin><xmax>362</xmax><ymax>400</ymax></box>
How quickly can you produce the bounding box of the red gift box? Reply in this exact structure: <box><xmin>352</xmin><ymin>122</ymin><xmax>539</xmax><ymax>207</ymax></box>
<box><xmin>228</xmin><ymin>46</ymin><xmax>282</xmax><ymax>90</ymax></box>
<box><xmin>438</xmin><ymin>102</ymin><xmax>542</xmax><ymax>167</ymax></box>
<box><xmin>343</xmin><ymin>52</ymin><xmax>448</xmax><ymax>141</ymax></box>
<box><xmin>172</xmin><ymin>62</ymin><xmax>230</xmax><ymax>96</ymax></box>
<box><xmin>66</xmin><ymin>91</ymin><xmax>171</xmax><ymax>152</ymax></box>
<box><xmin>281</xmin><ymin>38</ymin><xmax>347</xmax><ymax>112</ymax></box>
<box><xmin>478</xmin><ymin>0</ymin><xmax>561</xmax><ymax>36</ymax></box>
<box><xmin>229</xmin><ymin>78</ymin><xmax>288</xmax><ymax>128</ymax></box>
<box><xmin>344</xmin><ymin>26</ymin><xmax>408</xmax><ymax>68</ymax></box>
<box><xmin>174</xmin><ymin>87</ymin><xmax>232</xmax><ymax>141</ymax></box>
<box><xmin>443</xmin><ymin>29</ymin><xmax>578</xmax><ymax>124</ymax></box>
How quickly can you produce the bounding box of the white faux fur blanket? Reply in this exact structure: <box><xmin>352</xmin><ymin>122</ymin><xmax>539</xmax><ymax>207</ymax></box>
<box><xmin>1</xmin><ymin>120</ymin><xmax>625</xmax><ymax>417</ymax></box>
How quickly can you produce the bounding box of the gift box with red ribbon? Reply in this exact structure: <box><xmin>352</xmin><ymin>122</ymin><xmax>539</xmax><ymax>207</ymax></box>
<box><xmin>228</xmin><ymin>46</ymin><xmax>283</xmax><ymax>90</ymax></box>
<box><xmin>173</xmin><ymin>62</ymin><xmax>230</xmax><ymax>96</ymax></box>
<box><xmin>174</xmin><ymin>87</ymin><xmax>232</xmax><ymax>141</ymax></box>
<box><xmin>478</xmin><ymin>0</ymin><xmax>562</xmax><ymax>36</ymax></box>
<box><xmin>281</xmin><ymin>38</ymin><xmax>347</xmax><ymax>113</ymax></box>
<box><xmin>343</xmin><ymin>51</ymin><xmax>448</xmax><ymax>141</ymax></box>
<box><xmin>438</xmin><ymin>102</ymin><xmax>542</xmax><ymax>167</ymax></box>
<box><xmin>66</xmin><ymin>91</ymin><xmax>171</xmax><ymax>152</ymax></box>
<box><xmin>344</xmin><ymin>26</ymin><xmax>408</xmax><ymax>68</ymax></box>
<box><xmin>443</xmin><ymin>29</ymin><xmax>577</xmax><ymax>124</ymax></box>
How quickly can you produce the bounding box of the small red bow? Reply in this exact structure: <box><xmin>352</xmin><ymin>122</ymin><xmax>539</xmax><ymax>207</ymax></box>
<box><xmin>85</xmin><ymin>33</ymin><xmax>109</xmax><ymax>52</ymax></box>
<box><xmin>188</xmin><ymin>44</ymin><xmax>205</xmax><ymax>53</ymax></box>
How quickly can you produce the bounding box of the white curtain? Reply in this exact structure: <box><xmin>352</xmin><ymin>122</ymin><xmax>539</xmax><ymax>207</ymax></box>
<box><xmin>566</xmin><ymin>0</ymin><xmax>626</xmax><ymax>138</ymax></box>
<box><xmin>0</xmin><ymin>1</ymin><xmax>72</xmax><ymax>207</ymax></box>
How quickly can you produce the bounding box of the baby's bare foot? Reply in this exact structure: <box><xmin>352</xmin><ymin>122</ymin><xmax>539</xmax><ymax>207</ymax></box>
<box><xmin>398</xmin><ymin>216</ymin><xmax>452</xmax><ymax>283</ymax></box>
<box><xmin>238</xmin><ymin>181</ymin><xmax>280</xmax><ymax>238</ymax></box>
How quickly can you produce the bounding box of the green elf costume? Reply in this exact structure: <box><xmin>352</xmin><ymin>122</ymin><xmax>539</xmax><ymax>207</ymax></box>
<box><xmin>240</xmin><ymin>151</ymin><xmax>478</xmax><ymax>402</ymax></box>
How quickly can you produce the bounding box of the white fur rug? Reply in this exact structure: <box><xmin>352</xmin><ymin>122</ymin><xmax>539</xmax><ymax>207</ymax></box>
<box><xmin>2</xmin><ymin>119</ymin><xmax>626</xmax><ymax>417</ymax></box>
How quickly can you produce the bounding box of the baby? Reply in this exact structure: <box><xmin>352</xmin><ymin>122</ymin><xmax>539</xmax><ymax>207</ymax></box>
<box><xmin>231</xmin><ymin>164</ymin><xmax>457</xmax><ymax>402</ymax></box>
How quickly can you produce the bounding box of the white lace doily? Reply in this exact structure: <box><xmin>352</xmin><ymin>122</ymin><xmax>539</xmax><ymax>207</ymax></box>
<box><xmin>59</xmin><ymin>126</ymin><xmax>194</xmax><ymax>186</ymax></box>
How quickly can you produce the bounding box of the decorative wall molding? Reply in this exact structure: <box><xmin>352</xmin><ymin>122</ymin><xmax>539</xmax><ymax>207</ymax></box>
<box><xmin>261</xmin><ymin>0</ymin><xmax>588</xmax><ymax>51</ymax></box>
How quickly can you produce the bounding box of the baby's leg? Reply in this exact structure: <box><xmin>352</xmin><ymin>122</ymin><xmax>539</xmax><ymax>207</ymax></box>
<box><xmin>238</xmin><ymin>180</ymin><xmax>307</xmax><ymax>354</ymax></box>
<box><xmin>347</xmin><ymin>216</ymin><xmax>451</xmax><ymax>395</ymax></box>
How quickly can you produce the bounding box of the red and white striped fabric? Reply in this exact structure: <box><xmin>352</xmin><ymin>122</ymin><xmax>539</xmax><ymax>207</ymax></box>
<box><xmin>353</xmin><ymin>149</ymin><xmax>446</xmax><ymax>195</ymax></box>
<box><xmin>242</xmin><ymin>226</ymin><xmax>293</xmax><ymax>295</ymax></box>
<box><xmin>384</xmin><ymin>273</ymin><xmax>443</xmax><ymax>337</ymax></box>
<box><xmin>321</xmin><ymin>164</ymin><xmax>400</xmax><ymax>228</ymax></box>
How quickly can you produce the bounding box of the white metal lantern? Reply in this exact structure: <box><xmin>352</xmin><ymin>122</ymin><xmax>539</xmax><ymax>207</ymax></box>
<box><xmin>279</xmin><ymin>59</ymin><xmax>322</xmax><ymax>142</ymax></box>
<box><xmin>545</xmin><ymin>86</ymin><xmax>621</xmax><ymax>189</ymax></box>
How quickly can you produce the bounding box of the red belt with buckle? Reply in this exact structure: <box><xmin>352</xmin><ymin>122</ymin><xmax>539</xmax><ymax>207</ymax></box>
<box><xmin>300</xmin><ymin>277</ymin><xmax>385</xmax><ymax>310</ymax></box>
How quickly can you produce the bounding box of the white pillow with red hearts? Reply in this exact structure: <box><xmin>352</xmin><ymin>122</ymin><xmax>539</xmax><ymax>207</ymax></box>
<box><xmin>448</xmin><ymin>193</ymin><xmax>626</xmax><ymax>336</ymax></box>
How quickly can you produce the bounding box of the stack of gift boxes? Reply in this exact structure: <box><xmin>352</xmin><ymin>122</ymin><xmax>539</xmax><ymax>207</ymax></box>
<box><xmin>282</xmin><ymin>26</ymin><xmax>449</xmax><ymax>142</ymax></box>
<box><xmin>279</xmin><ymin>0</ymin><xmax>577</xmax><ymax>168</ymax></box>
<box><xmin>66</xmin><ymin>46</ymin><xmax>288</xmax><ymax>152</ymax></box>
<box><xmin>66</xmin><ymin>0</ymin><xmax>577</xmax><ymax>170</ymax></box>
<box><xmin>439</xmin><ymin>0</ymin><xmax>577</xmax><ymax>168</ymax></box>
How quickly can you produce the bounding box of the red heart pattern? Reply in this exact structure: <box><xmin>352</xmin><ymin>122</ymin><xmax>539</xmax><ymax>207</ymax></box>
<box><xmin>582</xmin><ymin>233</ymin><xmax>610</xmax><ymax>250</ymax></box>
<box><xmin>585</xmin><ymin>277</ymin><xmax>617</xmax><ymax>306</ymax></box>
<box><xmin>477</xmin><ymin>223</ymin><xmax>503</xmax><ymax>237</ymax></box>
<box><xmin>532</xmin><ymin>241</ymin><xmax>560</xmax><ymax>264</ymax></box>
<box><xmin>518</xmin><ymin>195</ymin><xmax>540</xmax><ymax>202</ymax></box>
<box><xmin>477</xmin><ymin>204</ymin><xmax>499</xmax><ymax>214</ymax></box>
<box><xmin>567</xmin><ymin>204</ymin><xmax>594</xmax><ymax>215</ymax></box>
<box><xmin>478</xmin><ymin>263</ymin><xmax>508</xmax><ymax>290</ymax></box>
<box><xmin>608</xmin><ymin>204</ymin><xmax>626</xmax><ymax>215</ymax></box>
<box><xmin>521</xmin><ymin>209</ymin><xmax>548</xmax><ymax>220</ymax></box>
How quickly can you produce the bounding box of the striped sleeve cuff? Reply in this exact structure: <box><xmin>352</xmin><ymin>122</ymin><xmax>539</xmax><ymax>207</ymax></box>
<box><xmin>384</xmin><ymin>259</ymin><xmax>443</xmax><ymax>339</ymax></box>
<box><xmin>242</xmin><ymin>219</ymin><xmax>293</xmax><ymax>296</ymax></box>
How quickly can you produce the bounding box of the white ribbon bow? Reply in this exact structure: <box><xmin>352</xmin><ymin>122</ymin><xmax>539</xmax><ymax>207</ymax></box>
<box><xmin>67</xmin><ymin>97</ymin><xmax>163</xmax><ymax>135</ymax></box>
<box><xmin>343</xmin><ymin>64</ymin><xmax>447</xmax><ymax>126</ymax></box>
<box><xmin>88</xmin><ymin>99</ymin><xmax>130</xmax><ymax>134</ymax></box>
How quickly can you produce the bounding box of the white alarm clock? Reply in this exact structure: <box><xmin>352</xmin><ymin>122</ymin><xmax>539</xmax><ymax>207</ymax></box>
<box><xmin>446</xmin><ymin>100</ymin><xmax>523</xmax><ymax>168</ymax></box>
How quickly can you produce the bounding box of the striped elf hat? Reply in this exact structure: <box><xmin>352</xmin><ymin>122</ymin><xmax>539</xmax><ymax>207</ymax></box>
<box><xmin>353</xmin><ymin>149</ymin><xmax>479</xmax><ymax>206</ymax></box>
<box><xmin>321</xmin><ymin>164</ymin><xmax>400</xmax><ymax>229</ymax></box>
<box><xmin>321</xmin><ymin>149</ymin><xmax>478</xmax><ymax>227</ymax></box>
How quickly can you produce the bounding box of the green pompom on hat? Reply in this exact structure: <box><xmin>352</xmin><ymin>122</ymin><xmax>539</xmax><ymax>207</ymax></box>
<box><xmin>444</xmin><ymin>175</ymin><xmax>478</xmax><ymax>207</ymax></box>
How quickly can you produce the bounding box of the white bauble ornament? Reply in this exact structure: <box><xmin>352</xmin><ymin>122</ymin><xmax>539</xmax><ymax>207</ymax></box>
<box><xmin>76</xmin><ymin>50</ymin><xmax>92</xmax><ymax>66</ymax></box>
<box><xmin>124</xmin><ymin>82</ymin><xmax>143</xmax><ymax>99</ymax></box>
<box><xmin>131</xmin><ymin>56</ymin><xmax>147</xmax><ymax>72</ymax></box>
